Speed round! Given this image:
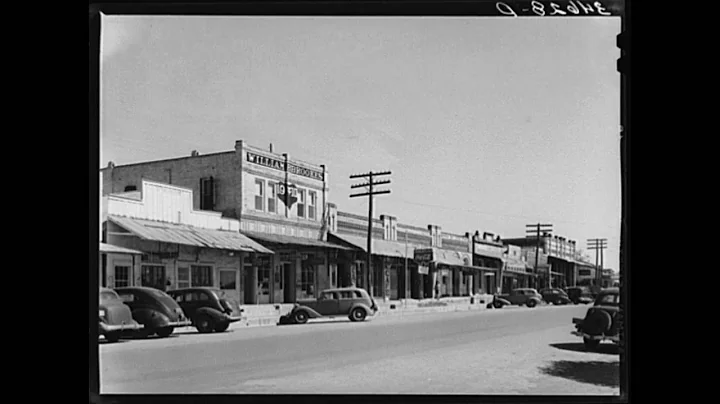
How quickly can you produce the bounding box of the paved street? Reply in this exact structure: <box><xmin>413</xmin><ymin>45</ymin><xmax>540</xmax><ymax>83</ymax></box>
<box><xmin>99</xmin><ymin>305</ymin><xmax>620</xmax><ymax>395</ymax></box>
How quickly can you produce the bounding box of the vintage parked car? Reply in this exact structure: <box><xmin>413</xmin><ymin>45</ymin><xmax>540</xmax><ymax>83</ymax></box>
<box><xmin>491</xmin><ymin>288</ymin><xmax>543</xmax><ymax>308</ymax></box>
<box><xmin>571</xmin><ymin>287</ymin><xmax>622</xmax><ymax>350</ymax></box>
<box><xmin>98</xmin><ymin>288</ymin><xmax>143</xmax><ymax>342</ymax></box>
<box><xmin>539</xmin><ymin>288</ymin><xmax>572</xmax><ymax>305</ymax></box>
<box><xmin>115</xmin><ymin>286</ymin><xmax>191</xmax><ymax>338</ymax></box>
<box><xmin>167</xmin><ymin>287</ymin><xmax>245</xmax><ymax>333</ymax></box>
<box><xmin>280</xmin><ymin>287</ymin><xmax>378</xmax><ymax>324</ymax></box>
<box><xmin>565</xmin><ymin>286</ymin><xmax>594</xmax><ymax>305</ymax></box>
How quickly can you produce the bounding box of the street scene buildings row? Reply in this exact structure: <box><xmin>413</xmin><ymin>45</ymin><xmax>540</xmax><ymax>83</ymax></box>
<box><xmin>99</xmin><ymin>140</ymin><xmax>616</xmax><ymax>305</ymax></box>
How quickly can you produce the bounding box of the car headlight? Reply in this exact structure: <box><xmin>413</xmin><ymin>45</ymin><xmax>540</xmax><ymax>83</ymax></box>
<box><xmin>99</xmin><ymin>309</ymin><xmax>106</xmax><ymax>318</ymax></box>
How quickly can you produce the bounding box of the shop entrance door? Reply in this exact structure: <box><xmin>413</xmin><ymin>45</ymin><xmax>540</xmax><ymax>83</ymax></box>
<box><xmin>273</xmin><ymin>263</ymin><xmax>289</xmax><ymax>303</ymax></box>
<box><xmin>258</xmin><ymin>266</ymin><xmax>271</xmax><ymax>304</ymax></box>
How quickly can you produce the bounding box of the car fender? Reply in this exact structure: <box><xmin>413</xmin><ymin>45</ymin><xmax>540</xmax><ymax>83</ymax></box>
<box><xmin>529</xmin><ymin>297</ymin><xmax>542</xmax><ymax>304</ymax></box>
<box><xmin>194</xmin><ymin>306</ymin><xmax>227</xmax><ymax>323</ymax></box>
<box><xmin>495</xmin><ymin>297</ymin><xmax>511</xmax><ymax>306</ymax></box>
<box><xmin>348</xmin><ymin>303</ymin><xmax>372</xmax><ymax>315</ymax></box>
<box><xmin>293</xmin><ymin>305</ymin><xmax>322</xmax><ymax>318</ymax></box>
<box><xmin>132</xmin><ymin>308</ymin><xmax>169</xmax><ymax>328</ymax></box>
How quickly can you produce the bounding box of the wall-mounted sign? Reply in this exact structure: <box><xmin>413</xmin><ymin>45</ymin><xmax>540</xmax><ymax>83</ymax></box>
<box><xmin>246</xmin><ymin>151</ymin><xmax>324</xmax><ymax>181</ymax></box>
<box><xmin>277</xmin><ymin>182</ymin><xmax>298</xmax><ymax>208</ymax></box>
<box><xmin>418</xmin><ymin>265</ymin><xmax>429</xmax><ymax>275</ymax></box>
<box><xmin>414</xmin><ymin>248</ymin><xmax>434</xmax><ymax>263</ymax></box>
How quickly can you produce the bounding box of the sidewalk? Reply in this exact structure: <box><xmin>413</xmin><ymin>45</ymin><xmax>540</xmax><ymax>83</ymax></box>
<box><xmin>236</xmin><ymin>294</ymin><xmax>497</xmax><ymax>328</ymax></box>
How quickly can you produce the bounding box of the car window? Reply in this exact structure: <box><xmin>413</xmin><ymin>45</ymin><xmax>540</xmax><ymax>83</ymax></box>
<box><xmin>174</xmin><ymin>294</ymin><xmax>184</xmax><ymax>303</ymax></box>
<box><xmin>354</xmin><ymin>291</ymin><xmax>363</xmax><ymax>298</ymax></box>
<box><xmin>339</xmin><ymin>291</ymin><xmax>355</xmax><ymax>299</ymax></box>
<box><xmin>199</xmin><ymin>292</ymin><xmax>210</xmax><ymax>301</ymax></box>
<box><xmin>118</xmin><ymin>293</ymin><xmax>135</xmax><ymax>303</ymax></box>
<box><xmin>598</xmin><ymin>293</ymin><xmax>619</xmax><ymax>305</ymax></box>
<box><xmin>185</xmin><ymin>292</ymin><xmax>194</xmax><ymax>302</ymax></box>
<box><xmin>321</xmin><ymin>291</ymin><xmax>338</xmax><ymax>300</ymax></box>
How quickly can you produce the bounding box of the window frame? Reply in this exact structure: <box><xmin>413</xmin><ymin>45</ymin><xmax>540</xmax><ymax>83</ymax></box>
<box><xmin>297</xmin><ymin>189</ymin><xmax>306</xmax><ymax>218</ymax></box>
<box><xmin>254</xmin><ymin>179</ymin><xmax>265</xmax><ymax>211</ymax></box>
<box><xmin>267</xmin><ymin>183</ymin><xmax>277</xmax><ymax>214</ymax></box>
<box><xmin>114</xmin><ymin>265</ymin><xmax>130</xmax><ymax>288</ymax></box>
<box><xmin>190</xmin><ymin>264</ymin><xmax>214</xmax><ymax>287</ymax></box>
<box><xmin>308</xmin><ymin>190</ymin><xmax>316</xmax><ymax>220</ymax></box>
<box><xmin>200</xmin><ymin>177</ymin><xmax>215</xmax><ymax>210</ymax></box>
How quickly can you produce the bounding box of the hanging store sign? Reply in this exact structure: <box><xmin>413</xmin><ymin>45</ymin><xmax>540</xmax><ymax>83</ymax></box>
<box><xmin>277</xmin><ymin>182</ymin><xmax>299</xmax><ymax>208</ymax></box>
<box><xmin>246</xmin><ymin>152</ymin><xmax>324</xmax><ymax>181</ymax></box>
<box><xmin>418</xmin><ymin>265</ymin><xmax>429</xmax><ymax>275</ymax></box>
<box><xmin>414</xmin><ymin>248</ymin><xmax>434</xmax><ymax>263</ymax></box>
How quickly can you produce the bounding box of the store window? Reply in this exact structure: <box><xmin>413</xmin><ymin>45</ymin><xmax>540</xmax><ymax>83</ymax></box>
<box><xmin>141</xmin><ymin>265</ymin><xmax>166</xmax><ymax>290</ymax></box>
<box><xmin>254</xmin><ymin>179</ymin><xmax>264</xmax><ymax>211</ymax></box>
<box><xmin>297</xmin><ymin>189</ymin><xmax>306</xmax><ymax>218</ymax></box>
<box><xmin>298</xmin><ymin>264</ymin><xmax>315</xmax><ymax>298</ymax></box>
<box><xmin>219</xmin><ymin>269</ymin><xmax>237</xmax><ymax>290</ymax></box>
<box><xmin>268</xmin><ymin>184</ymin><xmax>277</xmax><ymax>214</ymax></box>
<box><xmin>115</xmin><ymin>266</ymin><xmax>130</xmax><ymax>287</ymax></box>
<box><xmin>308</xmin><ymin>191</ymin><xmax>316</xmax><ymax>220</ymax></box>
<box><xmin>191</xmin><ymin>265</ymin><xmax>213</xmax><ymax>287</ymax></box>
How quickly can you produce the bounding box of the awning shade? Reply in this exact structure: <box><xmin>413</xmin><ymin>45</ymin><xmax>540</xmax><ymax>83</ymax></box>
<box><xmin>430</xmin><ymin>247</ymin><xmax>472</xmax><ymax>266</ymax></box>
<box><xmin>108</xmin><ymin>215</ymin><xmax>274</xmax><ymax>254</ymax></box>
<box><xmin>99</xmin><ymin>242</ymin><xmax>143</xmax><ymax>255</ymax></box>
<box><xmin>245</xmin><ymin>231</ymin><xmax>355</xmax><ymax>250</ymax></box>
<box><xmin>329</xmin><ymin>233</ymin><xmax>420</xmax><ymax>257</ymax></box>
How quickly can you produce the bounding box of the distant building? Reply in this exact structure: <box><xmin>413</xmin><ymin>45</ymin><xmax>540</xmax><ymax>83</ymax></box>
<box><xmin>502</xmin><ymin>234</ymin><xmax>579</xmax><ymax>289</ymax></box>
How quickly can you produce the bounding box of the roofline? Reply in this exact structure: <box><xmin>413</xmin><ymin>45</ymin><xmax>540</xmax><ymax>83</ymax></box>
<box><xmin>101</xmin><ymin>150</ymin><xmax>235</xmax><ymax>171</ymax></box>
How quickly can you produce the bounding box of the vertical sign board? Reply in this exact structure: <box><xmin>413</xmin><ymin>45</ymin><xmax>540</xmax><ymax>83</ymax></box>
<box><xmin>414</xmin><ymin>248</ymin><xmax>433</xmax><ymax>275</ymax></box>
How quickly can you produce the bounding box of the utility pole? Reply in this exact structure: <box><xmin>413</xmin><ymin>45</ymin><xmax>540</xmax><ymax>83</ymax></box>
<box><xmin>350</xmin><ymin>170</ymin><xmax>391</xmax><ymax>298</ymax></box>
<box><xmin>526</xmin><ymin>223</ymin><xmax>553</xmax><ymax>289</ymax></box>
<box><xmin>587</xmin><ymin>238</ymin><xmax>608</xmax><ymax>287</ymax></box>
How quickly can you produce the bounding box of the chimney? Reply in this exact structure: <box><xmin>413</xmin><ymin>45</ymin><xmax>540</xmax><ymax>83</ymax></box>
<box><xmin>269</xmin><ymin>143</ymin><xmax>273</xmax><ymax>153</ymax></box>
<box><xmin>191</xmin><ymin>150</ymin><xmax>199</xmax><ymax>157</ymax></box>
<box><xmin>235</xmin><ymin>140</ymin><xmax>243</xmax><ymax>152</ymax></box>
<box><xmin>107</xmin><ymin>161</ymin><xmax>115</xmax><ymax>169</ymax></box>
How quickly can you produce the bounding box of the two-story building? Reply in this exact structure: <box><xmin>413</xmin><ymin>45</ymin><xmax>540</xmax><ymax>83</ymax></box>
<box><xmin>500</xmin><ymin>244</ymin><xmax>533</xmax><ymax>293</ymax></box>
<box><xmin>502</xmin><ymin>234</ymin><xmax>578</xmax><ymax>289</ymax></box>
<box><xmin>101</xmin><ymin>180</ymin><xmax>274</xmax><ymax>304</ymax></box>
<box><xmin>101</xmin><ymin>140</ymin><xmax>354</xmax><ymax>304</ymax></box>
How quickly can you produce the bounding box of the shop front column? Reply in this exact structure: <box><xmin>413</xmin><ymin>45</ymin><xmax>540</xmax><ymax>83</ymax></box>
<box><xmin>245</xmin><ymin>254</ymin><xmax>258</xmax><ymax>305</ymax></box>
<box><xmin>430</xmin><ymin>266</ymin><xmax>438</xmax><ymax>298</ymax></box>
<box><xmin>284</xmin><ymin>256</ymin><xmax>296</xmax><ymax>303</ymax></box>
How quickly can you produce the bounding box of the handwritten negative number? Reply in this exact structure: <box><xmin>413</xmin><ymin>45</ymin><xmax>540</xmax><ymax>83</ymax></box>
<box><xmin>496</xmin><ymin>1</ymin><xmax>611</xmax><ymax>17</ymax></box>
<box><xmin>531</xmin><ymin>1</ymin><xmax>545</xmax><ymax>16</ymax></box>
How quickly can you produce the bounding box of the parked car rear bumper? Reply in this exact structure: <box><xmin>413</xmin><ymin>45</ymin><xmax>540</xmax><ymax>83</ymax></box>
<box><xmin>571</xmin><ymin>330</ymin><xmax>620</xmax><ymax>343</ymax></box>
<box><xmin>99</xmin><ymin>321</ymin><xmax>142</xmax><ymax>333</ymax></box>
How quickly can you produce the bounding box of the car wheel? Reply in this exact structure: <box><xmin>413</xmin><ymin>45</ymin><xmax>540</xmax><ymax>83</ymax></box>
<box><xmin>527</xmin><ymin>299</ymin><xmax>537</xmax><ymax>308</ymax></box>
<box><xmin>584</xmin><ymin>337</ymin><xmax>600</xmax><ymax>350</ymax></box>
<box><xmin>105</xmin><ymin>331</ymin><xmax>121</xmax><ymax>343</ymax></box>
<box><xmin>293</xmin><ymin>311</ymin><xmax>309</xmax><ymax>324</ymax></box>
<box><xmin>136</xmin><ymin>328</ymin><xmax>152</xmax><ymax>338</ymax></box>
<box><xmin>349</xmin><ymin>308</ymin><xmax>367</xmax><ymax>322</ymax></box>
<box><xmin>214</xmin><ymin>321</ymin><xmax>230</xmax><ymax>332</ymax></box>
<box><xmin>156</xmin><ymin>327</ymin><xmax>174</xmax><ymax>338</ymax></box>
<box><xmin>492</xmin><ymin>300</ymin><xmax>504</xmax><ymax>309</ymax></box>
<box><xmin>195</xmin><ymin>315</ymin><xmax>214</xmax><ymax>333</ymax></box>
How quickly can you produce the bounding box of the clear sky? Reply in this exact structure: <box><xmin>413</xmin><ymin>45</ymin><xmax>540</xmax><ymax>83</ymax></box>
<box><xmin>100</xmin><ymin>15</ymin><xmax>622</xmax><ymax>271</ymax></box>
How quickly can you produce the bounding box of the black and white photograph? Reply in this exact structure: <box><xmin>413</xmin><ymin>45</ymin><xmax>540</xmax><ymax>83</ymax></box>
<box><xmin>92</xmin><ymin>1</ymin><xmax>627</xmax><ymax>397</ymax></box>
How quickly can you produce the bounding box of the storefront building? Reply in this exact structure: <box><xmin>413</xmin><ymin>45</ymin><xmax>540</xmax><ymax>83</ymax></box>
<box><xmin>470</xmin><ymin>231</ymin><xmax>505</xmax><ymax>295</ymax></box>
<box><xmin>101</xmin><ymin>180</ymin><xmax>274</xmax><ymax>304</ymax></box>
<box><xmin>328</xmin><ymin>211</ymin><xmax>432</xmax><ymax>300</ymax></box>
<box><xmin>501</xmin><ymin>244</ymin><xmax>532</xmax><ymax>292</ymax></box>
<box><xmin>100</xmin><ymin>140</ymin><xmax>353</xmax><ymax>304</ymax></box>
<box><xmin>503</xmin><ymin>234</ymin><xmax>579</xmax><ymax>290</ymax></box>
<box><xmin>99</xmin><ymin>242</ymin><xmax>143</xmax><ymax>289</ymax></box>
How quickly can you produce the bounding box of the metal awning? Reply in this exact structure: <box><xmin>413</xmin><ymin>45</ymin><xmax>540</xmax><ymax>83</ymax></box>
<box><xmin>244</xmin><ymin>231</ymin><xmax>355</xmax><ymax>250</ymax></box>
<box><xmin>328</xmin><ymin>233</ymin><xmax>420</xmax><ymax>257</ymax></box>
<box><xmin>99</xmin><ymin>242</ymin><xmax>143</xmax><ymax>255</ymax></box>
<box><xmin>107</xmin><ymin>215</ymin><xmax>274</xmax><ymax>254</ymax></box>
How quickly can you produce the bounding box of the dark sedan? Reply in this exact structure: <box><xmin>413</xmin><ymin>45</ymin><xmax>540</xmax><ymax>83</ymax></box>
<box><xmin>167</xmin><ymin>287</ymin><xmax>245</xmax><ymax>333</ymax></box>
<box><xmin>539</xmin><ymin>288</ymin><xmax>572</xmax><ymax>305</ymax></box>
<box><xmin>98</xmin><ymin>288</ymin><xmax>142</xmax><ymax>342</ymax></box>
<box><xmin>115</xmin><ymin>286</ymin><xmax>191</xmax><ymax>338</ymax></box>
<box><xmin>565</xmin><ymin>287</ymin><xmax>594</xmax><ymax>305</ymax></box>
